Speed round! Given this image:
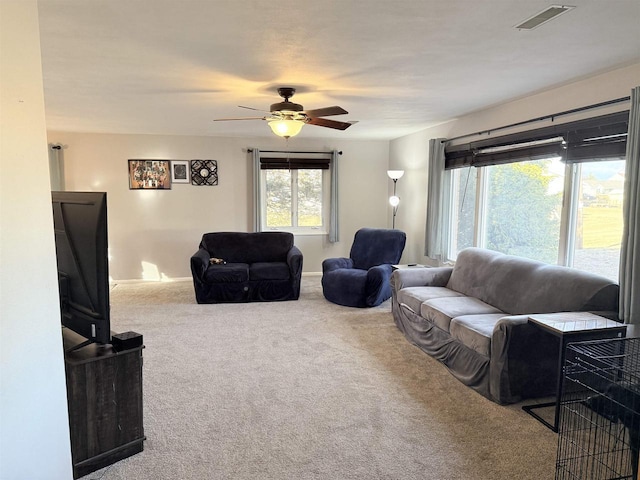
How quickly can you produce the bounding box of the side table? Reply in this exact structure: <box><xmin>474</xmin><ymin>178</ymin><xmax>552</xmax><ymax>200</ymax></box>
<box><xmin>391</xmin><ymin>264</ymin><xmax>428</xmax><ymax>270</ymax></box>
<box><xmin>522</xmin><ymin>312</ymin><xmax>626</xmax><ymax>432</ymax></box>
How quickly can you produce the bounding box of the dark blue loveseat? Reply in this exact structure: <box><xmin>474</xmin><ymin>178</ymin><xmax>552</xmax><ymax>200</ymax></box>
<box><xmin>191</xmin><ymin>232</ymin><xmax>303</xmax><ymax>303</ymax></box>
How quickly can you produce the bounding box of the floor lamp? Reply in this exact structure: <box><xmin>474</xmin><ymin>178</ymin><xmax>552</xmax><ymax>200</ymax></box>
<box><xmin>387</xmin><ymin>170</ymin><xmax>404</xmax><ymax>228</ymax></box>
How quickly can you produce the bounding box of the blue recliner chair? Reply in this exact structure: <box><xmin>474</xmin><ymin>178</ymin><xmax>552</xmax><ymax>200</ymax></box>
<box><xmin>322</xmin><ymin>228</ymin><xmax>406</xmax><ymax>307</ymax></box>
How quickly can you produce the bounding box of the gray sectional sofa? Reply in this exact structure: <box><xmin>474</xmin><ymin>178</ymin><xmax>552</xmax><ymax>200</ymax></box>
<box><xmin>390</xmin><ymin>247</ymin><xmax>621</xmax><ymax>404</ymax></box>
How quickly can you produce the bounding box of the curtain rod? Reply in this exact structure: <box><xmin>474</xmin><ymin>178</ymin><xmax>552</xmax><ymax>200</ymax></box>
<box><xmin>247</xmin><ymin>149</ymin><xmax>342</xmax><ymax>155</ymax></box>
<box><xmin>444</xmin><ymin>96</ymin><xmax>630</xmax><ymax>144</ymax></box>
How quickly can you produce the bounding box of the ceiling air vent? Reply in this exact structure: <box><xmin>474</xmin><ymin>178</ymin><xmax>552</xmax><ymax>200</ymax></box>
<box><xmin>515</xmin><ymin>5</ymin><xmax>575</xmax><ymax>30</ymax></box>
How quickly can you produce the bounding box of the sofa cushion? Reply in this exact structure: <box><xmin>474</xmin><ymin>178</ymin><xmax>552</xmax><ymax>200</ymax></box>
<box><xmin>449</xmin><ymin>314</ymin><xmax>507</xmax><ymax>357</ymax></box>
<box><xmin>249</xmin><ymin>262</ymin><xmax>290</xmax><ymax>281</ymax></box>
<box><xmin>446</xmin><ymin>247</ymin><xmax>619</xmax><ymax>315</ymax></box>
<box><xmin>204</xmin><ymin>263</ymin><xmax>249</xmax><ymax>283</ymax></box>
<box><xmin>396</xmin><ymin>286</ymin><xmax>465</xmax><ymax>314</ymax></box>
<box><xmin>420</xmin><ymin>296</ymin><xmax>503</xmax><ymax>332</ymax></box>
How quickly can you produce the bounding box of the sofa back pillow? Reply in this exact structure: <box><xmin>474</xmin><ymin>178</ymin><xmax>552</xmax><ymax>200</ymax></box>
<box><xmin>447</xmin><ymin>248</ymin><xmax>619</xmax><ymax>316</ymax></box>
<box><xmin>200</xmin><ymin>232</ymin><xmax>294</xmax><ymax>264</ymax></box>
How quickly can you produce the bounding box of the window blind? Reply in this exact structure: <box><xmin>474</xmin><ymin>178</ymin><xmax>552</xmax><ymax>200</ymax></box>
<box><xmin>445</xmin><ymin>110</ymin><xmax>629</xmax><ymax>169</ymax></box>
<box><xmin>259</xmin><ymin>157</ymin><xmax>330</xmax><ymax>170</ymax></box>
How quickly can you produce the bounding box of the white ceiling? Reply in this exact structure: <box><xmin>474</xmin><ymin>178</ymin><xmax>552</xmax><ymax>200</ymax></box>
<box><xmin>37</xmin><ymin>0</ymin><xmax>640</xmax><ymax>140</ymax></box>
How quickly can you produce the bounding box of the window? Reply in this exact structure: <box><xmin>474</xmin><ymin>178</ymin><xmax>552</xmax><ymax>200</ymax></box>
<box><xmin>444</xmin><ymin>111</ymin><xmax>628</xmax><ymax>280</ymax></box>
<box><xmin>449</xmin><ymin>166</ymin><xmax>476</xmax><ymax>257</ymax></box>
<box><xmin>448</xmin><ymin>157</ymin><xmax>565</xmax><ymax>264</ymax></box>
<box><xmin>568</xmin><ymin>159</ymin><xmax>625</xmax><ymax>281</ymax></box>
<box><xmin>483</xmin><ymin>157</ymin><xmax>564</xmax><ymax>264</ymax></box>
<box><xmin>263</xmin><ymin>168</ymin><xmax>327</xmax><ymax>231</ymax></box>
<box><xmin>258</xmin><ymin>156</ymin><xmax>331</xmax><ymax>234</ymax></box>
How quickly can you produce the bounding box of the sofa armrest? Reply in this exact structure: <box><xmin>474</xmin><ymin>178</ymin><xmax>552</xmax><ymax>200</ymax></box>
<box><xmin>490</xmin><ymin>315</ymin><xmax>559</xmax><ymax>404</ymax></box>
<box><xmin>390</xmin><ymin>266</ymin><xmax>453</xmax><ymax>291</ymax></box>
<box><xmin>287</xmin><ymin>246</ymin><xmax>304</xmax><ymax>276</ymax></box>
<box><xmin>322</xmin><ymin>257</ymin><xmax>353</xmax><ymax>274</ymax></box>
<box><xmin>190</xmin><ymin>248</ymin><xmax>211</xmax><ymax>279</ymax></box>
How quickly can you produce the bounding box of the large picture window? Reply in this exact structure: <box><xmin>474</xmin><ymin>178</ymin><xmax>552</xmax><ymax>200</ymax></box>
<box><xmin>445</xmin><ymin>111</ymin><xmax>628</xmax><ymax>281</ymax></box>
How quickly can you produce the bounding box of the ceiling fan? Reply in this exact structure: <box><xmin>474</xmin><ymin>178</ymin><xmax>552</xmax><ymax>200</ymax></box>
<box><xmin>213</xmin><ymin>87</ymin><xmax>353</xmax><ymax>138</ymax></box>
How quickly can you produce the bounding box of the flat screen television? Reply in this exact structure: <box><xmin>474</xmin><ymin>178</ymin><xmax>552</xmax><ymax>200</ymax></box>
<box><xmin>52</xmin><ymin>191</ymin><xmax>111</xmax><ymax>347</ymax></box>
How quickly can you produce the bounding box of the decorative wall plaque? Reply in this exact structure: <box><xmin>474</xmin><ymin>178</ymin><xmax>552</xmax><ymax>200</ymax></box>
<box><xmin>190</xmin><ymin>160</ymin><xmax>218</xmax><ymax>186</ymax></box>
<box><xmin>171</xmin><ymin>160</ymin><xmax>190</xmax><ymax>184</ymax></box>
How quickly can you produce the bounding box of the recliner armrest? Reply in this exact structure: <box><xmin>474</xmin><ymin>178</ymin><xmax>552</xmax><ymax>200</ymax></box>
<box><xmin>365</xmin><ymin>264</ymin><xmax>394</xmax><ymax>306</ymax></box>
<box><xmin>322</xmin><ymin>257</ymin><xmax>353</xmax><ymax>273</ymax></box>
<box><xmin>190</xmin><ymin>248</ymin><xmax>211</xmax><ymax>279</ymax></box>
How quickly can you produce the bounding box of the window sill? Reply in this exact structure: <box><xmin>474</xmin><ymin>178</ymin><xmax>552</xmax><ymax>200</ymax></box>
<box><xmin>263</xmin><ymin>228</ymin><xmax>327</xmax><ymax>236</ymax></box>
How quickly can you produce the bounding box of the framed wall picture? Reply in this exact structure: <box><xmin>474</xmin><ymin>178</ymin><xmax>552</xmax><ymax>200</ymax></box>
<box><xmin>128</xmin><ymin>160</ymin><xmax>171</xmax><ymax>189</ymax></box>
<box><xmin>171</xmin><ymin>160</ymin><xmax>190</xmax><ymax>184</ymax></box>
<box><xmin>191</xmin><ymin>160</ymin><xmax>218</xmax><ymax>186</ymax></box>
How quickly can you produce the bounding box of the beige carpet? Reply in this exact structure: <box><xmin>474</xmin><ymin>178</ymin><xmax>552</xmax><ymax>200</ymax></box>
<box><xmin>81</xmin><ymin>276</ymin><xmax>557</xmax><ymax>480</ymax></box>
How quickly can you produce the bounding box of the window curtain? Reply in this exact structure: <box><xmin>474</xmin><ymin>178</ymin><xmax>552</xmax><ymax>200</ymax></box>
<box><xmin>424</xmin><ymin>138</ymin><xmax>448</xmax><ymax>259</ymax></box>
<box><xmin>619</xmin><ymin>86</ymin><xmax>640</xmax><ymax>324</ymax></box>
<box><xmin>48</xmin><ymin>144</ymin><xmax>64</xmax><ymax>191</ymax></box>
<box><xmin>329</xmin><ymin>149</ymin><xmax>339</xmax><ymax>243</ymax></box>
<box><xmin>252</xmin><ymin>148</ymin><xmax>262</xmax><ymax>232</ymax></box>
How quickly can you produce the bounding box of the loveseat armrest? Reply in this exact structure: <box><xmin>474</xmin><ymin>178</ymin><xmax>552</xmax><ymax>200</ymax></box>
<box><xmin>390</xmin><ymin>266</ymin><xmax>453</xmax><ymax>291</ymax></box>
<box><xmin>287</xmin><ymin>246</ymin><xmax>304</xmax><ymax>276</ymax></box>
<box><xmin>190</xmin><ymin>248</ymin><xmax>211</xmax><ymax>279</ymax></box>
<box><xmin>322</xmin><ymin>257</ymin><xmax>354</xmax><ymax>274</ymax></box>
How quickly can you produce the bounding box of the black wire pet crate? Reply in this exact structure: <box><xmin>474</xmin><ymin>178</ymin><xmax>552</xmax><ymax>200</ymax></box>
<box><xmin>556</xmin><ymin>337</ymin><xmax>640</xmax><ymax>480</ymax></box>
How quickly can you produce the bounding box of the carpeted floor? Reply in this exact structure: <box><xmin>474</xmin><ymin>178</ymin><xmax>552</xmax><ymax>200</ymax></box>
<box><xmin>81</xmin><ymin>276</ymin><xmax>557</xmax><ymax>480</ymax></box>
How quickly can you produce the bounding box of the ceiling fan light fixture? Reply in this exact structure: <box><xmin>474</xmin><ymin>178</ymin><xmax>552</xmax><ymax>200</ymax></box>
<box><xmin>268</xmin><ymin>118</ymin><xmax>304</xmax><ymax>138</ymax></box>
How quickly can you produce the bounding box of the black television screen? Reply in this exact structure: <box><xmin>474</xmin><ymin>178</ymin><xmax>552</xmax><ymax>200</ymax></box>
<box><xmin>52</xmin><ymin>191</ymin><xmax>111</xmax><ymax>346</ymax></box>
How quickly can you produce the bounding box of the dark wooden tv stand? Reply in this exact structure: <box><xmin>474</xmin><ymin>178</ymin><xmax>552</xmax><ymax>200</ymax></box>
<box><xmin>63</xmin><ymin>328</ymin><xmax>145</xmax><ymax>479</ymax></box>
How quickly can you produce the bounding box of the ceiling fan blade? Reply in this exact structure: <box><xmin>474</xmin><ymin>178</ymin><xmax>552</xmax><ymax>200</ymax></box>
<box><xmin>306</xmin><ymin>117</ymin><xmax>353</xmax><ymax>130</ymax></box>
<box><xmin>303</xmin><ymin>106</ymin><xmax>348</xmax><ymax>118</ymax></box>
<box><xmin>238</xmin><ymin>105</ymin><xmax>271</xmax><ymax>114</ymax></box>
<box><xmin>213</xmin><ymin>116</ymin><xmax>266</xmax><ymax>121</ymax></box>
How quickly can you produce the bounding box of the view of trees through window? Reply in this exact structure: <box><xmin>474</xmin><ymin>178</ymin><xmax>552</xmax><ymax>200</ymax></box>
<box><xmin>265</xmin><ymin>170</ymin><xmax>292</xmax><ymax>227</ymax></box>
<box><xmin>448</xmin><ymin>157</ymin><xmax>625</xmax><ymax>281</ymax></box>
<box><xmin>484</xmin><ymin>158</ymin><xmax>564</xmax><ymax>264</ymax></box>
<box><xmin>265</xmin><ymin>169</ymin><xmax>323</xmax><ymax>229</ymax></box>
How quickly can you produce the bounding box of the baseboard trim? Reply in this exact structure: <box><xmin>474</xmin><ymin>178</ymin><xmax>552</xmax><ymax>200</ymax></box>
<box><xmin>112</xmin><ymin>272</ymin><xmax>322</xmax><ymax>285</ymax></box>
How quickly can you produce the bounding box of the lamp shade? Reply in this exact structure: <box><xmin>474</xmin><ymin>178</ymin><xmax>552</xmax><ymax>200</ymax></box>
<box><xmin>268</xmin><ymin>119</ymin><xmax>304</xmax><ymax>138</ymax></box>
<box><xmin>387</xmin><ymin>170</ymin><xmax>405</xmax><ymax>180</ymax></box>
<box><xmin>389</xmin><ymin>195</ymin><xmax>400</xmax><ymax>207</ymax></box>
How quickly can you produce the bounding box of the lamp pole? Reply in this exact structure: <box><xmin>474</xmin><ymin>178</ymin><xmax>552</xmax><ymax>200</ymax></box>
<box><xmin>387</xmin><ymin>170</ymin><xmax>403</xmax><ymax>229</ymax></box>
<box><xmin>392</xmin><ymin>179</ymin><xmax>398</xmax><ymax>228</ymax></box>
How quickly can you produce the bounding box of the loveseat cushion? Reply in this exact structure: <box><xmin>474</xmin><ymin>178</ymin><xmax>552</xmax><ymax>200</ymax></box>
<box><xmin>204</xmin><ymin>263</ymin><xmax>249</xmax><ymax>283</ymax></box>
<box><xmin>200</xmin><ymin>232</ymin><xmax>293</xmax><ymax>264</ymax></box>
<box><xmin>449</xmin><ymin>313</ymin><xmax>507</xmax><ymax>357</ymax></box>
<box><xmin>249</xmin><ymin>262</ymin><xmax>290</xmax><ymax>281</ymax></box>
<box><xmin>420</xmin><ymin>296</ymin><xmax>503</xmax><ymax>332</ymax></box>
<box><xmin>396</xmin><ymin>286</ymin><xmax>465</xmax><ymax>314</ymax></box>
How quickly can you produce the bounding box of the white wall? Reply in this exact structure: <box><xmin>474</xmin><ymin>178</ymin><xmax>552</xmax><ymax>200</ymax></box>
<box><xmin>0</xmin><ymin>2</ymin><xmax>74</xmax><ymax>479</ymax></box>
<box><xmin>390</xmin><ymin>63</ymin><xmax>640</xmax><ymax>265</ymax></box>
<box><xmin>46</xmin><ymin>132</ymin><xmax>391</xmax><ymax>280</ymax></box>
